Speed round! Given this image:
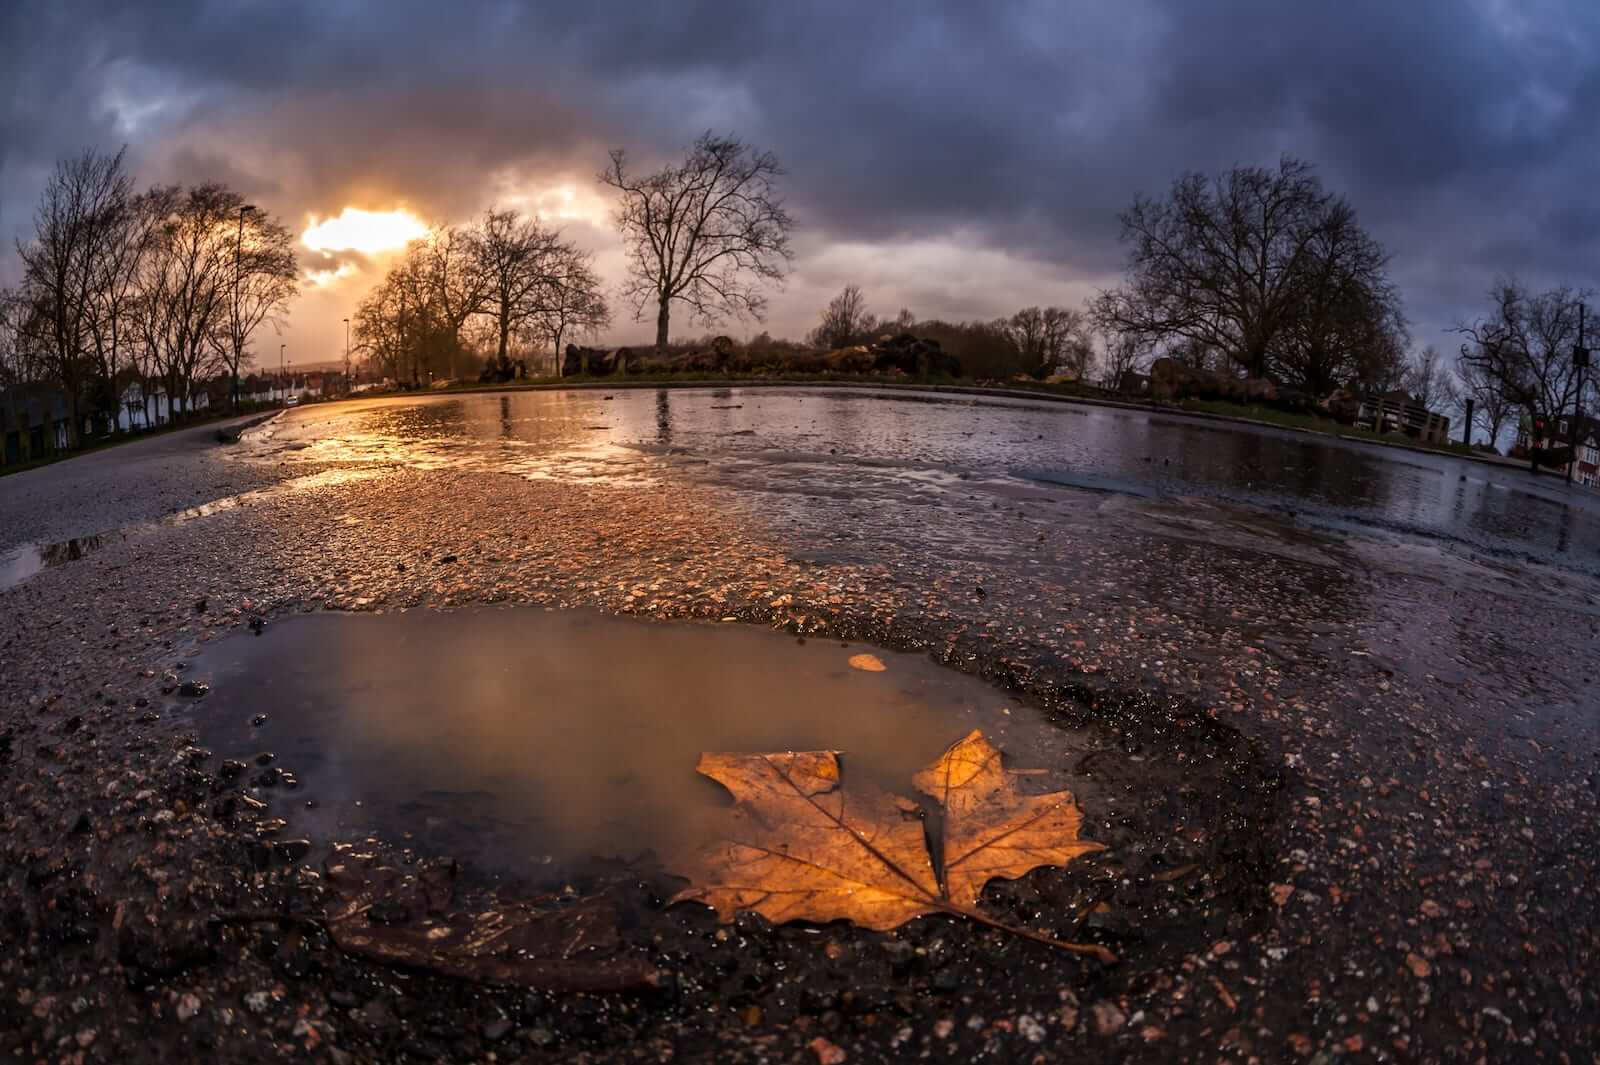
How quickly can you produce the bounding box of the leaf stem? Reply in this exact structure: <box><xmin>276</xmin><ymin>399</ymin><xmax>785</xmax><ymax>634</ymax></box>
<box><xmin>939</xmin><ymin>901</ymin><xmax>1119</xmax><ymax>964</ymax></box>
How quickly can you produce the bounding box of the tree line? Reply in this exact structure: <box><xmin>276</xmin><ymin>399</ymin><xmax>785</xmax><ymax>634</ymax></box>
<box><xmin>7</xmin><ymin>136</ymin><xmax>1592</xmax><ymax>454</ymax></box>
<box><xmin>615</xmin><ymin>140</ymin><xmax>1587</xmax><ymax>450</ymax></box>
<box><xmin>353</xmin><ymin>211</ymin><xmax>609</xmax><ymax>385</ymax></box>
<box><xmin>1</xmin><ymin>148</ymin><xmax>298</xmax><ymax>448</ymax></box>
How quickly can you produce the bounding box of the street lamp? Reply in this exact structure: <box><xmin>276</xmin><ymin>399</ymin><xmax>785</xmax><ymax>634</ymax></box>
<box><xmin>343</xmin><ymin>317</ymin><xmax>351</xmax><ymax>394</ymax></box>
<box><xmin>279</xmin><ymin>344</ymin><xmax>286</xmax><ymax>408</ymax></box>
<box><xmin>1570</xmin><ymin>303</ymin><xmax>1589</xmax><ymax>485</ymax></box>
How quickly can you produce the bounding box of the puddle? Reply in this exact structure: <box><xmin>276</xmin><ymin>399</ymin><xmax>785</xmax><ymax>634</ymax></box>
<box><xmin>0</xmin><ymin>535</ymin><xmax>115</xmax><ymax>591</ymax></box>
<box><xmin>188</xmin><ymin>609</ymin><xmax>1081</xmax><ymax>880</ymax></box>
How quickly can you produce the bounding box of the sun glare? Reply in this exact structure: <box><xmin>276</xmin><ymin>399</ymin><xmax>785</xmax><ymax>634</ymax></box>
<box><xmin>301</xmin><ymin>207</ymin><xmax>428</xmax><ymax>255</ymax></box>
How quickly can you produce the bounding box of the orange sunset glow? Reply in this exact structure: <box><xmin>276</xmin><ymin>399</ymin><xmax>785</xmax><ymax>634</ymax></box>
<box><xmin>301</xmin><ymin>207</ymin><xmax>429</xmax><ymax>256</ymax></box>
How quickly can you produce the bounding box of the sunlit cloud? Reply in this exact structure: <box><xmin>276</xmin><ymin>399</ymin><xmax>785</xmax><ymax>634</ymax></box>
<box><xmin>302</xmin><ymin>207</ymin><xmax>428</xmax><ymax>255</ymax></box>
<box><xmin>304</xmin><ymin>262</ymin><xmax>359</xmax><ymax>287</ymax></box>
<box><xmin>485</xmin><ymin>170</ymin><xmax>612</xmax><ymax>227</ymax></box>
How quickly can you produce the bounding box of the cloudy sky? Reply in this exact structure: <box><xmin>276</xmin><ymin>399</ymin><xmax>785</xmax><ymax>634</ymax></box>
<box><xmin>3</xmin><ymin>0</ymin><xmax>1599</xmax><ymax>365</ymax></box>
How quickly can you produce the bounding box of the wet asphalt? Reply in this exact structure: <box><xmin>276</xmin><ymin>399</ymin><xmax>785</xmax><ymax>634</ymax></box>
<box><xmin>1</xmin><ymin>385</ymin><xmax>1596</xmax><ymax>1064</ymax></box>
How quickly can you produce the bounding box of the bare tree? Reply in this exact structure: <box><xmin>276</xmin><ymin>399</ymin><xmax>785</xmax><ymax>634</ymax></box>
<box><xmin>1454</xmin><ymin>349</ymin><xmax>1516</xmax><ymax>450</ymax></box>
<box><xmin>1096</xmin><ymin>157</ymin><xmax>1400</xmax><ymax>389</ymax></box>
<box><xmin>1002</xmin><ymin>306</ymin><xmax>1088</xmax><ymax>379</ymax></box>
<box><xmin>217</xmin><ymin>201</ymin><xmax>298</xmax><ymax>408</ymax></box>
<box><xmin>1456</xmin><ymin>280</ymin><xmax>1589</xmax><ymax>461</ymax></box>
<box><xmin>535</xmin><ymin>253</ymin><xmax>609</xmax><ymax>376</ymax></box>
<box><xmin>409</xmin><ymin>226</ymin><xmax>490</xmax><ymax>378</ymax></box>
<box><xmin>472</xmin><ymin>209</ymin><xmax>609</xmax><ymax>375</ymax></box>
<box><xmin>0</xmin><ymin>288</ymin><xmax>32</xmax><ymax>438</ymax></box>
<box><xmin>1094</xmin><ymin>328</ymin><xmax>1153</xmax><ymax>389</ymax></box>
<box><xmin>601</xmin><ymin>132</ymin><xmax>793</xmax><ymax>351</ymax></box>
<box><xmin>80</xmin><ymin>186</ymin><xmax>169</xmax><ymax>429</ymax></box>
<box><xmin>1404</xmin><ymin>345</ymin><xmax>1455</xmax><ymax>411</ymax></box>
<box><xmin>474</xmin><ymin>209</ymin><xmax>565</xmax><ymax>370</ymax></box>
<box><xmin>352</xmin><ymin>274</ymin><xmax>409</xmax><ymax>384</ymax></box>
<box><xmin>808</xmin><ymin>284</ymin><xmax>876</xmax><ymax>350</ymax></box>
<box><xmin>14</xmin><ymin>147</ymin><xmax>134</xmax><ymax>446</ymax></box>
<box><xmin>134</xmin><ymin>184</ymin><xmax>240</xmax><ymax>418</ymax></box>
<box><xmin>1276</xmin><ymin>201</ymin><xmax>1407</xmax><ymax>394</ymax></box>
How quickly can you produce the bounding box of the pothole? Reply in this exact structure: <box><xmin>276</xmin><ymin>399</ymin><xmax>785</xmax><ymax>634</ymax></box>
<box><xmin>186</xmin><ymin>608</ymin><xmax>1097</xmax><ymax>878</ymax></box>
<box><xmin>175</xmin><ymin>607</ymin><xmax>1285</xmax><ymax>997</ymax></box>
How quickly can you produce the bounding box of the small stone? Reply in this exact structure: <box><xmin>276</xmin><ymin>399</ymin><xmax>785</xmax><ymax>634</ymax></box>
<box><xmin>933</xmin><ymin>1019</ymin><xmax>954</xmax><ymax>1039</ymax></box>
<box><xmin>244</xmin><ymin>990</ymin><xmax>272</xmax><ymax>1014</ymax></box>
<box><xmin>76</xmin><ymin>1029</ymin><xmax>96</xmax><ymax>1049</ymax></box>
<box><xmin>1405</xmin><ymin>953</ymin><xmax>1431</xmax><ymax>979</ymax></box>
<box><xmin>177</xmin><ymin>680</ymin><xmax>209</xmax><ymax>698</ymax></box>
<box><xmin>1017</xmin><ymin>1014</ymin><xmax>1045</xmax><ymax>1043</ymax></box>
<box><xmin>177</xmin><ymin>992</ymin><xmax>201</xmax><ymax>1021</ymax></box>
<box><xmin>808</xmin><ymin>1036</ymin><xmax>847</xmax><ymax>1064</ymax></box>
<box><xmin>1092</xmin><ymin>1001</ymin><xmax>1126</xmax><ymax>1036</ymax></box>
<box><xmin>251</xmin><ymin>714</ymin><xmax>268</xmax><ymax>726</ymax></box>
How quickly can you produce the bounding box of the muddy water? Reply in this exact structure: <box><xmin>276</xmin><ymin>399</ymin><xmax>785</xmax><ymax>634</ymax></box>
<box><xmin>250</xmin><ymin>387</ymin><xmax>1600</xmax><ymax>570</ymax></box>
<box><xmin>190</xmin><ymin>609</ymin><xmax>1076</xmax><ymax>878</ymax></box>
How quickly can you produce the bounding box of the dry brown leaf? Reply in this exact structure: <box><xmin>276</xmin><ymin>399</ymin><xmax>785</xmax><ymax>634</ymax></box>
<box><xmin>848</xmin><ymin>653</ymin><xmax>887</xmax><ymax>672</ymax></box>
<box><xmin>914</xmin><ymin>730</ymin><xmax>1106</xmax><ymax>908</ymax></box>
<box><xmin>670</xmin><ymin>729</ymin><xmax>1113</xmax><ymax>961</ymax></box>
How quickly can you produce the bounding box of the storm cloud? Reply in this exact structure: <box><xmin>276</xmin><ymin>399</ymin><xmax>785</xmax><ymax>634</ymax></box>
<box><xmin>4</xmin><ymin>0</ymin><xmax>1599</xmax><ymax>357</ymax></box>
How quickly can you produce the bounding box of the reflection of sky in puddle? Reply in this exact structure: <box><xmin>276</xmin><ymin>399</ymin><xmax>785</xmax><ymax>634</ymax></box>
<box><xmin>189</xmin><ymin>609</ymin><xmax>1076</xmax><ymax>879</ymax></box>
<box><xmin>246</xmin><ymin>388</ymin><xmax>1600</xmax><ymax>570</ymax></box>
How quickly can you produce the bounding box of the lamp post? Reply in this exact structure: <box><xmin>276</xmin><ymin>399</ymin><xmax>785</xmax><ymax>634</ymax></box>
<box><xmin>232</xmin><ymin>203</ymin><xmax>256</xmax><ymax>411</ymax></box>
<box><xmin>343</xmin><ymin>317</ymin><xmax>351</xmax><ymax>395</ymax></box>
<box><xmin>279</xmin><ymin>344</ymin><xmax>286</xmax><ymax>408</ymax></box>
<box><xmin>1571</xmin><ymin>303</ymin><xmax>1589</xmax><ymax>485</ymax></box>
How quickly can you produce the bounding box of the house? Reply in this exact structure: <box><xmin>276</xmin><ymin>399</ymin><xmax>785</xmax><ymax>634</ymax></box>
<box><xmin>1519</xmin><ymin>413</ymin><xmax>1600</xmax><ymax>486</ymax></box>
<box><xmin>1</xmin><ymin>385</ymin><xmax>72</xmax><ymax>466</ymax></box>
<box><xmin>113</xmin><ymin>381</ymin><xmax>211</xmax><ymax>432</ymax></box>
<box><xmin>1354</xmin><ymin>390</ymin><xmax>1451</xmax><ymax>444</ymax></box>
<box><xmin>1575</xmin><ymin>430</ymin><xmax>1600</xmax><ymax>487</ymax></box>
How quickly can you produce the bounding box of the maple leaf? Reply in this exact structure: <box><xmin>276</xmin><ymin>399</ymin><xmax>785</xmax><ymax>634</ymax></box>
<box><xmin>670</xmin><ymin>729</ymin><xmax>1114</xmax><ymax>962</ymax></box>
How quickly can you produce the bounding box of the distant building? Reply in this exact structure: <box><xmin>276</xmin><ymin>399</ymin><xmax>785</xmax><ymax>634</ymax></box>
<box><xmin>1517</xmin><ymin>413</ymin><xmax>1600</xmax><ymax>486</ymax></box>
<box><xmin>114</xmin><ymin>382</ymin><xmax>210</xmax><ymax>431</ymax></box>
<box><xmin>1</xmin><ymin>385</ymin><xmax>72</xmax><ymax>467</ymax></box>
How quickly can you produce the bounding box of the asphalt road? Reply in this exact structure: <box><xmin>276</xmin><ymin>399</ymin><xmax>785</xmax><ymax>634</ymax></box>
<box><xmin>1</xmin><ymin>388</ymin><xmax>1595</xmax><ymax>1064</ymax></box>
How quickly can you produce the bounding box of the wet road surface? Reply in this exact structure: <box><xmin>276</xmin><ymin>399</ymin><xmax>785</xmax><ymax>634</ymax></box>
<box><xmin>1</xmin><ymin>385</ymin><xmax>1596</xmax><ymax>1064</ymax></box>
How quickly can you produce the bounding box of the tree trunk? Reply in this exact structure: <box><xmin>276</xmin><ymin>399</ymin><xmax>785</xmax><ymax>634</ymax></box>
<box><xmin>554</xmin><ymin>328</ymin><xmax>565</xmax><ymax>378</ymax></box>
<box><xmin>66</xmin><ymin>388</ymin><xmax>82</xmax><ymax>450</ymax></box>
<box><xmin>655</xmin><ymin>299</ymin><xmax>670</xmax><ymax>354</ymax></box>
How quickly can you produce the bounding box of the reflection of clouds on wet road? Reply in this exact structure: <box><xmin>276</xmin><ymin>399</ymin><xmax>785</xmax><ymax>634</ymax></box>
<box><xmin>250</xmin><ymin>387</ymin><xmax>1600</xmax><ymax>572</ymax></box>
